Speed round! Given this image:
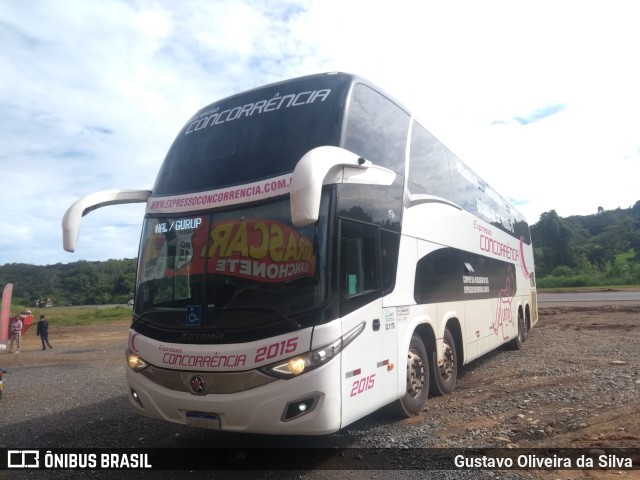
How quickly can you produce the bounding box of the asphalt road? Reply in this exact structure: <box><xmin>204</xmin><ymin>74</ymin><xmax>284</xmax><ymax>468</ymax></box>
<box><xmin>538</xmin><ymin>290</ymin><xmax>640</xmax><ymax>306</ymax></box>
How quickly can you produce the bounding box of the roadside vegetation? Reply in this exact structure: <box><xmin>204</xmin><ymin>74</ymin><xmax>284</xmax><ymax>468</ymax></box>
<box><xmin>532</xmin><ymin>202</ymin><xmax>640</xmax><ymax>289</ymax></box>
<box><xmin>0</xmin><ymin>258</ymin><xmax>136</xmax><ymax>307</ymax></box>
<box><xmin>537</xmin><ymin>251</ymin><xmax>640</xmax><ymax>289</ymax></box>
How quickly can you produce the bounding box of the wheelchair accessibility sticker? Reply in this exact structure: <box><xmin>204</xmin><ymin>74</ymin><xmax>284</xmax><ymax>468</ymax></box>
<box><xmin>186</xmin><ymin>305</ymin><xmax>201</xmax><ymax>327</ymax></box>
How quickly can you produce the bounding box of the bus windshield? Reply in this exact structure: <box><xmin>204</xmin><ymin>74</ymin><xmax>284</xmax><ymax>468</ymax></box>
<box><xmin>133</xmin><ymin>194</ymin><xmax>330</xmax><ymax>343</ymax></box>
<box><xmin>153</xmin><ymin>75</ymin><xmax>350</xmax><ymax>196</ymax></box>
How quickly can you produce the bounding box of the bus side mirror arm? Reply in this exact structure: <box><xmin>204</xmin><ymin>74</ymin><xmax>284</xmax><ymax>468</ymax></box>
<box><xmin>62</xmin><ymin>189</ymin><xmax>151</xmax><ymax>252</ymax></box>
<box><xmin>290</xmin><ymin>146</ymin><xmax>396</xmax><ymax>227</ymax></box>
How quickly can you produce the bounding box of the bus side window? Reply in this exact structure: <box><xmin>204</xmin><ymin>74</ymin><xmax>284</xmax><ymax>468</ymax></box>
<box><xmin>339</xmin><ymin>220</ymin><xmax>381</xmax><ymax>315</ymax></box>
<box><xmin>414</xmin><ymin>247</ymin><xmax>456</xmax><ymax>304</ymax></box>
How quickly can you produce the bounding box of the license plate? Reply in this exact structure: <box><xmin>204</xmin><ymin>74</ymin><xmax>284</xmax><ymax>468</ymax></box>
<box><xmin>186</xmin><ymin>411</ymin><xmax>221</xmax><ymax>430</ymax></box>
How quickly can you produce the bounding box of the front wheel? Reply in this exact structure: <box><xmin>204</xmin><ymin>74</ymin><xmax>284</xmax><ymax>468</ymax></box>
<box><xmin>389</xmin><ymin>333</ymin><xmax>429</xmax><ymax>417</ymax></box>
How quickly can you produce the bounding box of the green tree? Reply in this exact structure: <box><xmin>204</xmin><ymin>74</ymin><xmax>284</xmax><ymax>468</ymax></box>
<box><xmin>531</xmin><ymin>210</ymin><xmax>579</xmax><ymax>276</ymax></box>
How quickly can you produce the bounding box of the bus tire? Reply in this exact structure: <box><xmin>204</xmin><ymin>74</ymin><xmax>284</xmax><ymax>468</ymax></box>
<box><xmin>429</xmin><ymin>327</ymin><xmax>457</xmax><ymax>396</ymax></box>
<box><xmin>390</xmin><ymin>333</ymin><xmax>429</xmax><ymax>417</ymax></box>
<box><xmin>508</xmin><ymin>311</ymin><xmax>525</xmax><ymax>350</ymax></box>
<box><xmin>522</xmin><ymin>308</ymin><xmax>530</xmax><ymax>343</ymax></box>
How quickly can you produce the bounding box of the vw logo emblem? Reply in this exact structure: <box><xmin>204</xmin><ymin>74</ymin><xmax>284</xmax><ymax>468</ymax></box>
<box><xmin>190</xmin><ymin>375</ymin><xmax>206</xmax><ymax>395</ymax></box>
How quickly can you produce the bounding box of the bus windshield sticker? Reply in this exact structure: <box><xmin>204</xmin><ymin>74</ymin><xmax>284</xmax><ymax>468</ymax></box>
<box><xmin>140</xmin><ymin>225</ymin><xmax>168</xmax><ymax>282</ymax></box>
<box><xmin>139</xmin><ymin>217</ymin><xmax>203</xmax><ymax>282</ymax></box>
<box><xmin>175</xmin><ymin>230</ymin><xmax>195</xmax><ymax>271</ymax></box>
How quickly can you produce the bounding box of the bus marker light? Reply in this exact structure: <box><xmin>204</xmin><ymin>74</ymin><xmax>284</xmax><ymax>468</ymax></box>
<box><xmin>345</xmin><ymin>368</ymin><xmax>361</xmax><ymax>378</ymax></box>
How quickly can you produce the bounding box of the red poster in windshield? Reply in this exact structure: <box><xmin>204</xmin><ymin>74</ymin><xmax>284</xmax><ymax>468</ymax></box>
<box><xmin>204</xmin><ymin>219</ymin><xmax>316</xmax><ymax>283</ymax></box>
<box><xmin>140</xmin><ymin>218</ymin><xmax>316</xmax><ymax>283</ymax></box>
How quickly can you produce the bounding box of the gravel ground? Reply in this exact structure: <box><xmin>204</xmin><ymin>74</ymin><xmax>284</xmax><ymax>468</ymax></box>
<box><xmin>1</xmin><ymin>302</ymin><xmax>639</xmax><ymax>480</ymax></box>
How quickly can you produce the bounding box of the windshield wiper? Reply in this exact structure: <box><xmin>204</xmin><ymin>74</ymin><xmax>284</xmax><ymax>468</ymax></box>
<box><xmin>132</xmin><ymin>308</ymin><xmax>187</xmax><ymax>324</ymax></box>
<box><xmin>133</xmin><ymin>305</ymin><xmax>301</xmax><ymax>330</ymax></box>
<box><xmin>219</xmin><ymin>306</ymin><xmax>300</xmax><ymax>330</ymax></box>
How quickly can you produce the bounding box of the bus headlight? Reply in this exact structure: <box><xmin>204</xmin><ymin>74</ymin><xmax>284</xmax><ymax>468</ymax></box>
<box><xmin>259</xmin><ymin>322</ymin><xmax>365</xmax><ymax>379</ymax></box>
<box><xmin>126</xmin><ymin>350</ymin><xmax>149</xmax><ymax>372</ymax></box>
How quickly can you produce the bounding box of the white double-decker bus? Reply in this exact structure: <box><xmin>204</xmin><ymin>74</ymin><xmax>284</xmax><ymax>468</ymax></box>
<box><xmin>62</xmin><ymin>72</ymin><xmax>537</xmax><ymax>435</ymax></box>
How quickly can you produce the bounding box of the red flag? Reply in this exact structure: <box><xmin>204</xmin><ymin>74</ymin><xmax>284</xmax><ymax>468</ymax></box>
<box><xmin>0</xmin><ymin>283</ymin><xmax>13</xmax><ymax>350</ymax></box>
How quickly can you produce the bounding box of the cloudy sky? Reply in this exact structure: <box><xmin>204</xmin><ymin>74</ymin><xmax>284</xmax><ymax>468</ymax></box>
<box><xmin>1</xmin><ymin>0</ymin><xmax>639</xmax><ymax>266</ymax></box>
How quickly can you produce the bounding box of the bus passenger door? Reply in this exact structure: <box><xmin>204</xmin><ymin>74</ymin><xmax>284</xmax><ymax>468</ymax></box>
<box><xmin>338</xmin><ymin>220</ymin><xmax>397</xmax><ymax>428</ymax></box>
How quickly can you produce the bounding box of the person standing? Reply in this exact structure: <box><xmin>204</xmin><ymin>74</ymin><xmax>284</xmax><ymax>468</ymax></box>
<box><xmin>8</xmin><ymin>315</ymin><xmax>22</xmax><ymax>353</ymax></box>
<box><xmin>36</xmin><ymin>314</ymin><xmax>53</xmax><ymax>350</ymax></box>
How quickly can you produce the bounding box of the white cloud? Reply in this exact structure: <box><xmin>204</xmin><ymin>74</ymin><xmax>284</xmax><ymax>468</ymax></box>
<box><xmin>0</xmin><ymin>0</ymin><xmax>638</xmax><ymax>266</ymax></box>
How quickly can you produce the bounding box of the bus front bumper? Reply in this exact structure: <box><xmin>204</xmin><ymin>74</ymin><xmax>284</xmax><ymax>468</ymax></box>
<box><xmin>125</xmin><ymin>360</ymin><xmax>342</xmax><ymax>435</ymax></box>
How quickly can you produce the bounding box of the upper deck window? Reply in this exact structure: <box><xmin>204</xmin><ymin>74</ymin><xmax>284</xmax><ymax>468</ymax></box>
<box><xmin>343</xmin><ymin>84</ymin><xmax>409</xmax><ymax>175</ymax></box>
<box><xmin>153</xmin><ymin>75</ymin><xmax>351</xmax><ymax>196</ymax></box>
<box><xmin>408</xmin><ymin>122</ymin><xmax>453</xmax><ymax>200</ymax></box>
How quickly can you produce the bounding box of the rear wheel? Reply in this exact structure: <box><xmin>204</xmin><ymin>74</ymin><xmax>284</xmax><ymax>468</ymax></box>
<box><xmin>390</xmin><ymin>333</ymin><xmax>429</xmax><ymax>417</ymax></box>
<box><xmin>429</xmin><ymin>328</ymin><xmax>457</xmax><ymax>396</ymax></box>
<box><xmin>508</xmin><ymin>311</ymin><xmax>525</xmax><ymax>350</ymax></box>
